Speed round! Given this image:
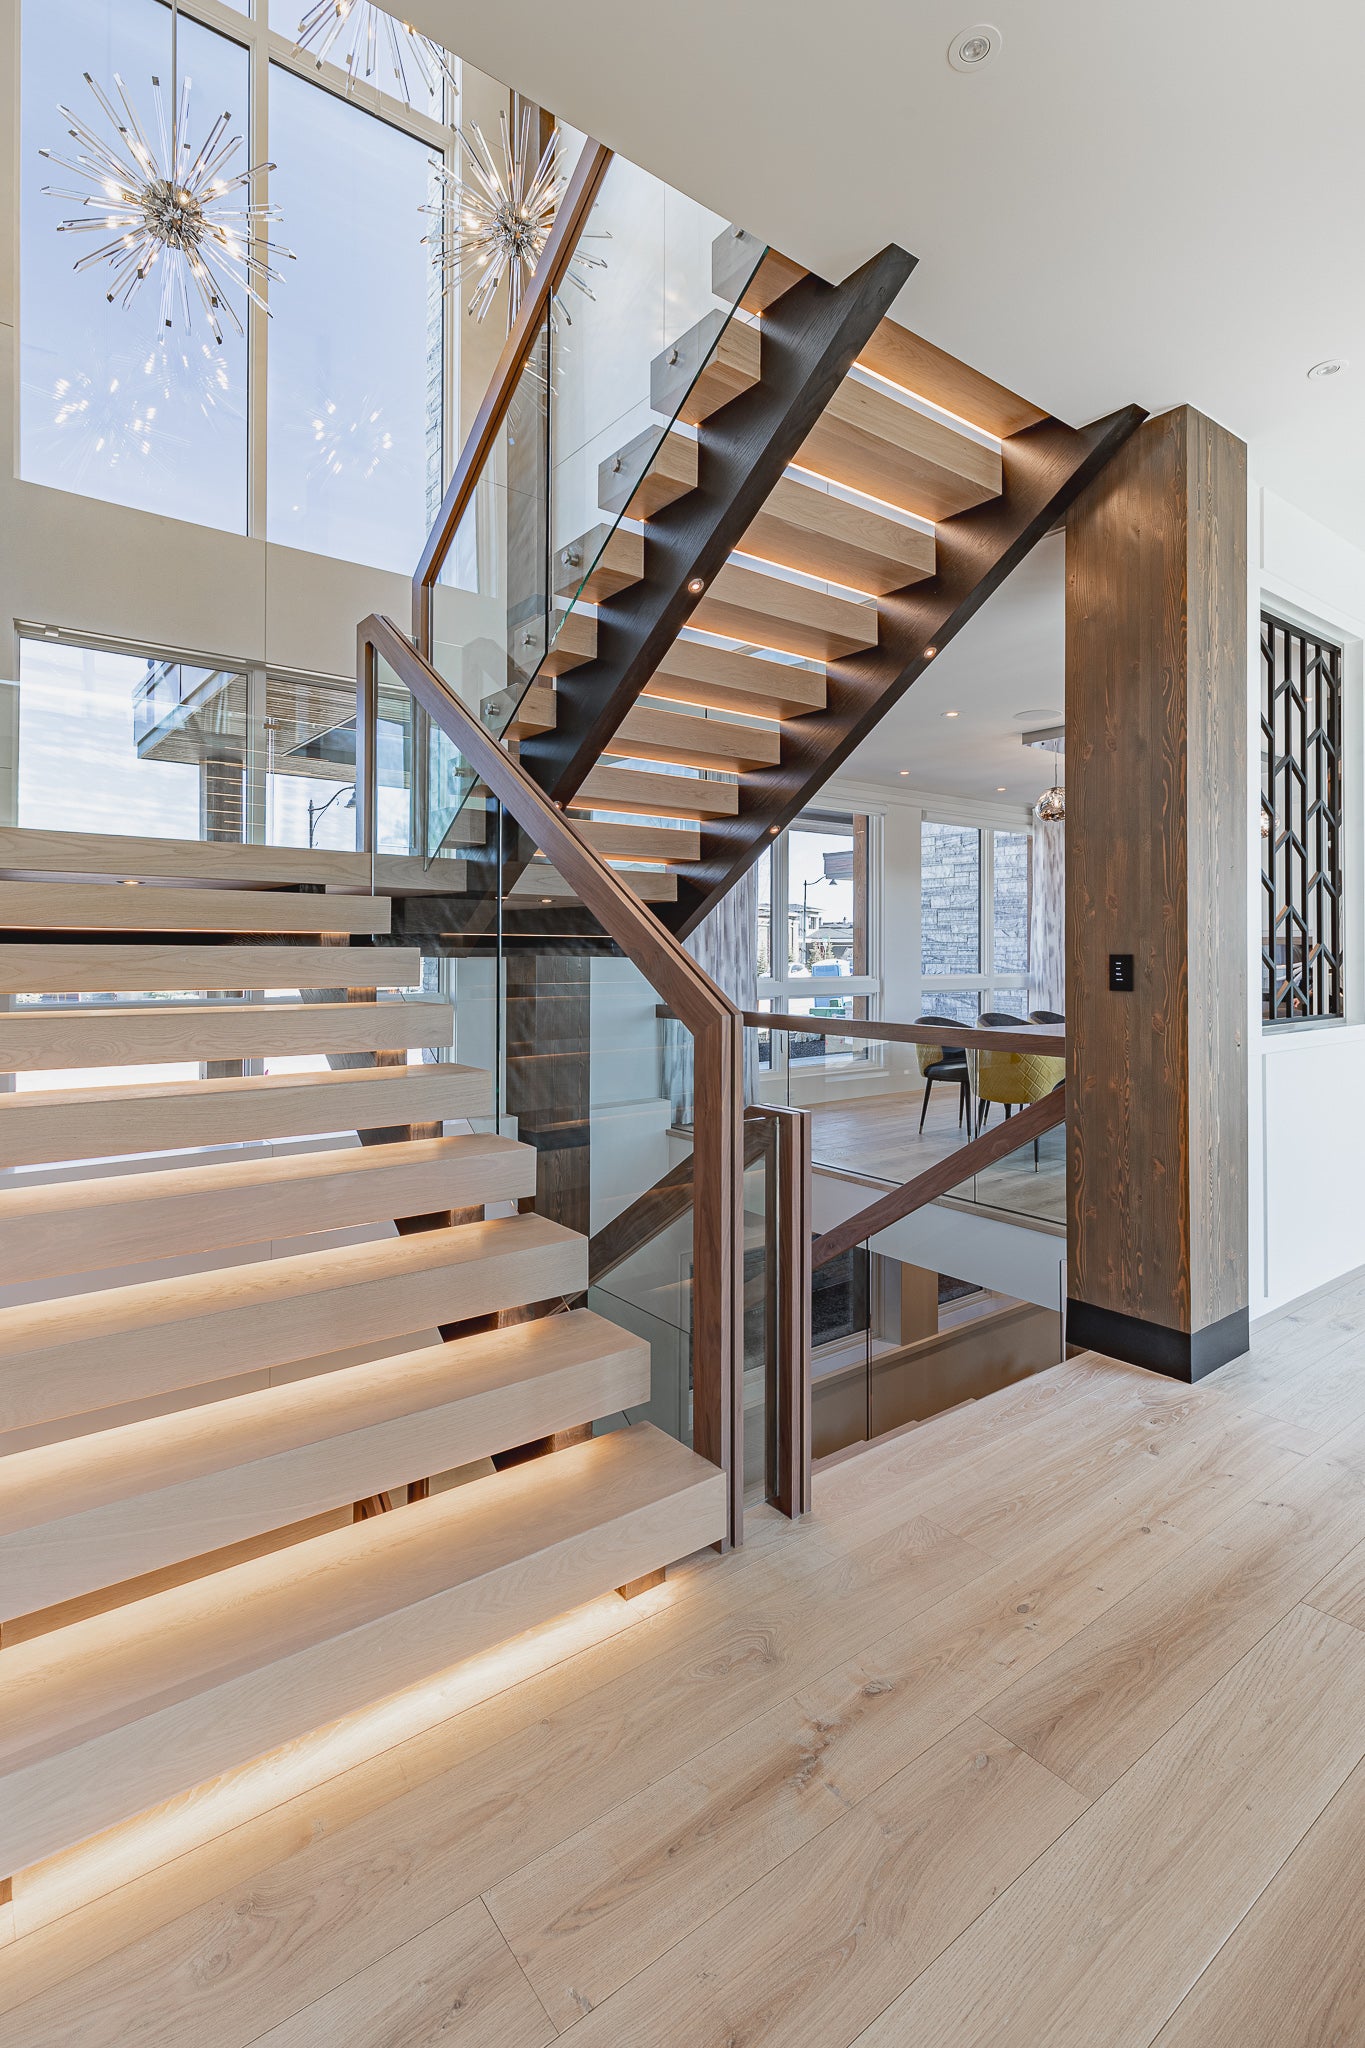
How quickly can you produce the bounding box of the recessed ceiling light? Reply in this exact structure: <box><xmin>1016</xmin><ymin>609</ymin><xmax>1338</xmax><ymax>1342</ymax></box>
<box><xmin>687</xmin><ymin>576</ymin><xmax>706</xmax><ymax>594</ymax></box>
<box><xmin>1308</xmin><ymin>359</ymin><xmax>1348</xmax><ymax>380</ymax></box>
<box><xmin>923</xmin><ymin>645</ymin><xmax>938</xmax><ymax>658</ymax></box>
<box><xmin>943</xmin><ymin>710</ymin><xmax>959</xmax><ymax>719</ymax></box>
<box><xmin>948</xmin><ymin>22</ymin><xmax>1002</xmax><ymax>70</ymax></box>
<box><xmin>1014</xmin><ymin>707</ymin><xmax>1062</xmax><ymax>722</ymax></box>
<box><xmin>899</xmin><ymin>769</ymin><xmax>910</xmax><ymax>776</ymax></box>
<box><xmin>996</xmin><ymin>786</ymin><xmax>1006</xmax><ymax>792</ymax></box>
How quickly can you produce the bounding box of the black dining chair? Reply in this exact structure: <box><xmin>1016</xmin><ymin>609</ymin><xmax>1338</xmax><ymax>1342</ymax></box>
<box><xmin>914</xmin><ymin>1014</ymin><xmax>972</xmax><ymax>1133</ymax></box>
<box><xmin>1028</xmin><ymin>1008</ymin><xmax>1065</xmax><ymax>1024</ymax></box>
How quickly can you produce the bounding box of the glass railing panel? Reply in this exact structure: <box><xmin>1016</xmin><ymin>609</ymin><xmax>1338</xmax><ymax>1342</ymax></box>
<box><xmin>546</xmin><ymin>155</ymin><xmax>763</xmax><ymax>628</ymax></box>
<box><xmin>431</xmin><ymin>313</ymin><xmax>553</xmax><ymax>744</ymax></box>
<box><xmin>942</xmin><ymin>1089</ymin><xmax>1066</xmax><ymax>1229</ymax></box>
<box><xmin>422</xmin><ymin>147</ymin><xmax>767</xmax><ymax>777</ymax></box>
<box><xmin>362</xmin><ymin>641</ymin><xmax>724</xmax><ymax>1460</ymax></box>
<box><xmin>741</xmin><ymin>1111</ymin><xmax>776</xmax><ymax>1503</ymax></box>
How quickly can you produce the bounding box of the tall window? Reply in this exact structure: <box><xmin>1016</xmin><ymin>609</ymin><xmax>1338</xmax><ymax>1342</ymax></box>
<box><xmin>921</xmin><ymin>819</ymin><xmax>1033</xmax><ymax>1023</ymax></box>
<box><xmin>266</xmin><ymin>68</ymin><xmax>442</xmax><ymax>570</ymax></box>
<box><xmin>20</xmin><ymin>0</ymin><xmax>452</xmax><ymax>565</ymax></box>
<box><xmin>757</xmin><ymin>810</ymin><xmax>879</xmax><ymax>1069</ymax></box>
<box><xmin>1261</xmin><ymin>611</ymin><xmax>1344</xmax><ymax>1023</ymax></box>
<box><xmin>21</xmin><ymin>0</ymin><xmax>252</xmax><ymax>530</ymax></box>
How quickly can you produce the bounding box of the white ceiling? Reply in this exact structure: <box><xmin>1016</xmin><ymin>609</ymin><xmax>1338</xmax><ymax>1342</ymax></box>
<box><xmin>413</xmin><ymin>0</ymin><xmax>1365</xmax><ymax>552</ymax></box>
<box><xmin>845</xmin><ymin>530</ymin><xmax>1065</xmax><ymax>805</ymax></box>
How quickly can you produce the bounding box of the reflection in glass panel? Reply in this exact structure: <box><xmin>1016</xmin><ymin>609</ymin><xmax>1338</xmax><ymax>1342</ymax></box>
<box><xmin>19</xmin><ymin>639</ymin><xmax>207</xmax><ymax>838</ymax></box>
<box><xmin>921</xmin><ymin>821</ymin><xmax>981</xmax><ymax>976</ymax></box>
<box><xmin>267</xmin><ymin>66</ymin><xmax>441</xmax><ymax>571</ymax></box>
<box><xmin>993</xmin><ymin>829</ymin><xmax>1032</xmax><ymax>974</ymax></box>
<box><xmin>20</xmin><ymin>0</ymin><xmax>250</xmax><ymax>531</ymax></box>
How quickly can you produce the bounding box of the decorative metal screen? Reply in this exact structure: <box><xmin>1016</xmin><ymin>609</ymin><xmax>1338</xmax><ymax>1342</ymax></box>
<box><xmin>1261</xmin><ymin>612</ymin><xmax>1344</xmax><ymax>1022</ymax></box>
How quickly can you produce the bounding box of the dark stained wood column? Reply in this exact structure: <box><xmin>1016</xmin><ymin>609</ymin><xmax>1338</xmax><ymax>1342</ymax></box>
<box><xmin>1065</xmin><ymin>406</ymin><xmax>1249</xmax><ymax>1380</ymax></box>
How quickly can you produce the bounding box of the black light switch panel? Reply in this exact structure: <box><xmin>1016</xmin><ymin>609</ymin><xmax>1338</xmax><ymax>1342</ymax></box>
<box><xmin>1109</xmin><ymin>953</ymin><xmax>1134</xmax><ymax>992</ymax></box>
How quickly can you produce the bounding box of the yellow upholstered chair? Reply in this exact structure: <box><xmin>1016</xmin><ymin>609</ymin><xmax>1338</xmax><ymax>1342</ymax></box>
<box><xmin>975</xmin><ymin>1046</ymin><xmax>1066</xmax><ymax>1133</ymax></box>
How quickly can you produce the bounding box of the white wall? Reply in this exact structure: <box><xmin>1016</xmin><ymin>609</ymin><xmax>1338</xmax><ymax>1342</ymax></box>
<box><xmin>1250</xmin><ymin>484</ymin><xmax>1365</xmax><ymax>1315</ymax></box>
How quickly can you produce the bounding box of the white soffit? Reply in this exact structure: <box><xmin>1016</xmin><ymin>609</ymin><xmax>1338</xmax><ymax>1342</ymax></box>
<box><xmin>410</xmin><ymin>0</ymin><xmax>1365</xmax><ymax>549</ymax></box>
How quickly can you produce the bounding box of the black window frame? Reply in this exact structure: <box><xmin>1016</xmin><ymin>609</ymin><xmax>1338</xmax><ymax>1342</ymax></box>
<box><xmin>1261</xmin><ymin>610</ymin><xmax>1344</xmax><ymax>1024</ymax></box>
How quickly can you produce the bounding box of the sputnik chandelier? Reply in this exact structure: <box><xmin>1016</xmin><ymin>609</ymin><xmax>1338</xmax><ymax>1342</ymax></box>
<box><xmin>292</xmin><ymin>3</ymin><xmax>457</xmax><ymax>110</ymax></box>
<box><xmin>40</xmin><ymin>0</ymin><xmax>290</xmax><ymax>346</ymax></box>
<box><xmin>422</xmin><ymin>108</ymin><xmax>606</xmax><ymax>325</ymax></box>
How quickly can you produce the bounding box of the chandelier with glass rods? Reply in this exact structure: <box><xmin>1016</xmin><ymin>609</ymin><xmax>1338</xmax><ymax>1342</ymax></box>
<box><xmin>40</xmin><ymin>0</ymin><xmax>291</xmax><ymax>345</ymax></box>
<box><xmin>292</xmin><ymin>3</ymin><xmax>457</xmax><ymax>109</ymax></box>
<box><xmin>422</xmin><ymin>108</ymin><xmax>606</xmax><ymax>325</ymax></box>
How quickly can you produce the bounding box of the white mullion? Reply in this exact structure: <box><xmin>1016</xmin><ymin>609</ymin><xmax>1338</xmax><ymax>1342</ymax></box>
<box><xmin>247</xmin><ymin>14</ymin><xmax>269</xmax><ymax>539</ymax></box>
<box><xmin>981</xmin><ymin>827</ymin><xmax>996</xmax><ymax>998</ymax></box>
<box><xmin>264</xmin><ymin>26</ymin><xmax>455</xmax><ymax>150</ymax></box>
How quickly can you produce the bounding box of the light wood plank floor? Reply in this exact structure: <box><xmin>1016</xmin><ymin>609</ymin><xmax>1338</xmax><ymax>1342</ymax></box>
<box><xmin>807</xmin><ymin>1088</ymin><xmax>1066</xmax><ymax>1224</ymax></box>
<box><xmin>5</xmin><ymin>1273</ymin><xmax>1365</xmax><ymax>2044</ymax></box>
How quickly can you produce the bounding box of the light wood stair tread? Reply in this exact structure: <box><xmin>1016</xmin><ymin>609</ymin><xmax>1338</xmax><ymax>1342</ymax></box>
<box><xmin>712</xmin><ymin>227</ymin><xmax>806</xmax><ymax>314</ymax></box>
<box><xmin>0</xmin><ymin>1310</ymin><xmax>649</xmax><ymax>1620</ymax></box>
<box><xmin>644</xmin><ymin>639</ymin><xmax>827</xmax><ymax>720</ymax></box>
<box><xmin>502</xmin><ymin>681</ymin><xmax>557</xmax><ymax>737</ymax></box>
<box><xmin>580</xmin><ymin>821</ymin><xmax>702</xmax><ymax>865</ymax></box>
<box><xmin>0</xmin><ymin>881</ymin><xmax>391</xmax><ymax>935</ymax></box>
<box><xmin>856</xmin><ymin>317</ymin><xmax>1047</xmax><ymax>441</ymax></box>
<box><xmin>800</xmin><ymin>376</ymin><xmax>1003</xmax><ymax>522</ymax></box>
<box><xmin>0</xmin><ymin>1212</ymin><xmax>586</xmax><ymax>1433</ymax></box>
<box><xmin>512</xmin><ymin>865</ymin><xmax>679</xmax><ymax>904</ymax></box>
<box><xmin>0</xmin><ymin>1132</ymin><xmax>534</xmax><ymax>1285</ymax></box>
<box><xmin>607</xmin><ymin>703</ymin><xmax>781</xmax><ymax>775</ymax></box>
<box><xmin>742</xmin><ymin>475</ymin><xmax>935</xmax><ymax>596</ymax></box>
<box><xmin>0</xmin><ymin>826</ymin><xmax>473</xmax><ymax>891</ymax></box>
<box><xmin>555</xmin><ymin>525</ymin><xmax>645</xmax><ymax>606</ymax></box>
<box><xmin>538</xmin><ymin>606</ymin><xmax>596</xmax><ymax>677</ymax></box>
<box><xmin>0</xmin><ymin>1063</ymin><xmax>490</xmax><ymax>1170</ymax></box>
<box><xmin>0</xmin><ymin>944</ymin><xmax>422</xmax><ymax>994</ymax></box>
<box><xmin>0</xmin><ymin>1423</ymin><xmax>725</xmax><ymax>1874</ymax></box>
<box><xmin>691</xmin><ymin>562</ymin><xmax>879</xmax><ymax>662</ymax></box>
<box><xmin>576</xmin><ymin>766</ymin><xmax>740</xmax><ymax>820</ymax></box>
<box><xmin>598</xmin><ymin>426</ymin><xmax>698</xmax><ymax>521</ymax></box>
<box><xmin>0</xmin><ymin>996</ymin><xmax>454</xmax><ymax>1071</ymax></box>
<box><xmin>650</xmin><ymin>310</ymin><xmax>761</xmax><ymax>426</ymax></box>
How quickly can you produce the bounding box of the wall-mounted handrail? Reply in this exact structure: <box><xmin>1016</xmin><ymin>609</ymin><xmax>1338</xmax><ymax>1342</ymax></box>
<box><xmin>747</xmin><ymin>1011</ymin><xmax>1064</xmax><ymax>1059</ymax></box>
<box><xmin>810</xmin><ymin>1085</ymin><xmax>1066</xmax><ymax>1270</ymax></box>
<box><xmin>411</xmin><ymin>140</ymin><xmax>615</xmax><ymax>651</ymax></box>
<box><xmin>357</xmin><ymin>612</ymin><xmax>746</xmax><ymax>1542</ymax></box>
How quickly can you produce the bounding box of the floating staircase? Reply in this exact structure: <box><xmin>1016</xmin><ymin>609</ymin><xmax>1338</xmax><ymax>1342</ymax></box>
<box><xmin>0</xmin><ymin>858</ymin><xmax>724</xmax><ymax>1888</ymax></box>
<box><xmin>482</xmin><ymin>223</ymin><xmax>1140</xmax><ymax>935</ymax></box>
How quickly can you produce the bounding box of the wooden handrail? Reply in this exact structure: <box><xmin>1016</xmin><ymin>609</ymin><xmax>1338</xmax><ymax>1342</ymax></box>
<box><xmin>745</xmin><ymin>1010</ymin><xmax>1064</xmax><ymax>1059</ymax></box>
<box><xmin>412</xmin><ymin>139</ymin><xmax>615</xmax><ymax>649</ymax></box>
<box><xmin>356</xmin><ymin>613</ymin><xmax>746</xmax><ymax>1543</ymax></box>
<box><xmin>810</xmin><ymin>1085</ymin><xmax>1066</xmax><ymax>1270</ymax></box>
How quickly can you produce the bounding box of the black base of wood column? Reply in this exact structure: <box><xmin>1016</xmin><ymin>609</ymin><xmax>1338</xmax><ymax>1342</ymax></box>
<box><xmin>1066</xmin><ymin>1300</ymin><xmax>1249</xmax><ymax>1382</ymax></box>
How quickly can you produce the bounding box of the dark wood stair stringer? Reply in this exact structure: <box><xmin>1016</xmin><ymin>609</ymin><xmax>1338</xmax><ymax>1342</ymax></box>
<box><xmin>665</xmin><ymin>404</ymin><xmax>1147</xmax><ymax>938</ymax></box>
<box><xmin>518</xmin><ymin>242</ymin><xmax>916</xmax><ymax>805</ymax></box>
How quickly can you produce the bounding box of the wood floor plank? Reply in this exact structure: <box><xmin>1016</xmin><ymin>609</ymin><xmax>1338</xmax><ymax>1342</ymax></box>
<box><xmin>8</xmin><ymin>1280</ymin><xmax>1365</xmax><ymax>2043</ymax></box>
<box><xmin>484</xmin><ymin>1692</ymin><xmax>851</xmax><ymax>2028</ymax></box>
<box><xmin>0</xmin><ymin>1521</ymin><xmax>987</xmax><ymax>2043</ymax></box>
<box><xmin>848</xmin><ymin>1604</ymin><xmax>1365</xmax><ymax>2048</ymax></box>
<box><xmin>1151</xmin><ymin>1755</ymin><xmax>1365</xmax><ymax>2048</ymax></box>
<box><xmin>513</xmin><ymin>1718</ymin><xmax>1086</xmax><ymax>2047</ymax></box>
<box><xmin>1303</xmin><ymin>1530</ymin><xmax>1365</xmax><ymax>1632</ymax></box>
<box><xmin>985</xmin><ymin>1454</ymin><xmax>1365</xmax><ymax>1797</ymax></box>
<box><xmin>247</xmin><ymin>1900</ymin><xmax>554</xmax><ymax>2048</ymax></box>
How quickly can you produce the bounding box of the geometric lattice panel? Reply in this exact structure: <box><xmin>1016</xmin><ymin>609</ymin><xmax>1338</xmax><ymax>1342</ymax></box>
<box><xmin>1261</xmin><ymin>611</ymin><xmax>1343</xmax><ymax>1021</ymax></box>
